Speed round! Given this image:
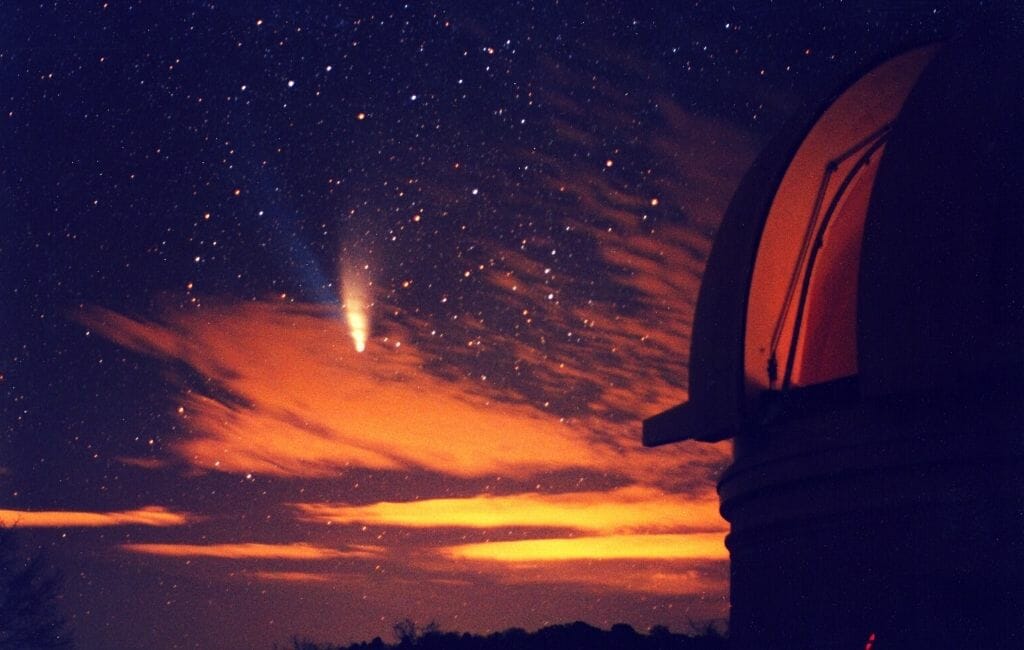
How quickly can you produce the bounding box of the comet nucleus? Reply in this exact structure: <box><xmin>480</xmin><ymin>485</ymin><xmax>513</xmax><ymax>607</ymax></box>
<box><xmin>341</xmin><ymin>263</ymin><xmax>371</xmax><ymax>353</ymax></box>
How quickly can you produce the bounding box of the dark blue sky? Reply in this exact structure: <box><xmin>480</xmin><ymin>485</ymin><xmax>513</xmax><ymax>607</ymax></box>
<box><xmin>2</xmin><ymin>2</ymin><xmax>971</xmax><ymax>648</ymax></box>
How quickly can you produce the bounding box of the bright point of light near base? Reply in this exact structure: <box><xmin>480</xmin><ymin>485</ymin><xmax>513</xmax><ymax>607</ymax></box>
<box><xmin>341</xmin><ymin>263</ymin><xmax>370</xmax><ymax>353</ymax></box>
<box><xmin>347</xmin><ymin>304</ymin><xmax>368</xmax><ymax>352</ymax></box>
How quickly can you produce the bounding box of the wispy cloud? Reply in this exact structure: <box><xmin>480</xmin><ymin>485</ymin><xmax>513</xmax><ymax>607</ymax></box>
<box><xmin>245</xmin><ymin>571</ymin><xmax>336</xmax><ymax>583</ymax></box>
<box><xmin>74</xmin><ymin>73</ymin><xmax>755</xmax><ymax>492</ymax></box>
<box><xmin>114</xmin><ymin>457</ymin><xmax>168</xmax><ymax>470</ymax></box>
<box><xmin>449</xmin><ymin>560</ymin><xmax>728</xmax><ymax>597</ymax></box>
<box><xmin>441</xmin><ymin>533</ymin><xmax>727</xmax><ymax>563</ymax></box>
<box><xmin>0</xmin><ymin>506</ymin><xmax>191</xmax><ymax>528</ymax></box>
<box><xmin>293</xmin><ymin>485</ymin><xmax>724</xmax><ymax>534</ymax></box>
<box><xmin>121</xmin><ymin>542</ymin><xmax>382</xmax><ymax>560</ymax></box>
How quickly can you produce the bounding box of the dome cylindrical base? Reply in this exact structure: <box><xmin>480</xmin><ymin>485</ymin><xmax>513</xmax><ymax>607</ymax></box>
<box><xmin>719</xmin><ymin>388</ymin><xmax>1024</xmax><ymax>649</ymax></box>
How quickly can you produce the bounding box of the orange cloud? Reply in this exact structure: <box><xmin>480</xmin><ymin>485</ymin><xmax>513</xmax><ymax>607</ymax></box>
<box><xmin>293</xmin><ymin>485</ymin><xmax>725</xmax><ymax>534</ymax></box>
<box><xmin>121</xmin><ymin>542</ymin><xmax>382</xmax><ymax>560</ymax></box>
<box><xmin>0</xmin><ymin>506</ymin><xmax>191</xmax><ymax>528</ymax></box>
<box><xmin>78</xmin><ymin>303</ymin><xmax>624</xmax><ymax>480</ymax></box>
<box><xmin>441</xmin><ymin>533</ymin><xmax>727</xmax><ymax>563</ymax></box>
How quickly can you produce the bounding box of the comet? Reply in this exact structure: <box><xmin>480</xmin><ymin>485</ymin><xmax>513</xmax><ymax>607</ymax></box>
<box><xmin>341</xmin><ymin>263</ymin><xmax>371</xmax><ymax>353</ymax></box>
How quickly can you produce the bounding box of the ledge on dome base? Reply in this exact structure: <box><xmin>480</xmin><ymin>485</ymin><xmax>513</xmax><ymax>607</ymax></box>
<box><xmin>643</xmin><ymin>376</ymin><xmax>863</xmax><ymax>447</ymax></box>
<box><xmin>642</xmin><ymin>401</ymin><xmax>735</xmax><ymax>447</ymax></box>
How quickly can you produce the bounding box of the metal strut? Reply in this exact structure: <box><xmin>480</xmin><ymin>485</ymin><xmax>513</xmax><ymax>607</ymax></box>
<box><xmin>767</xmin><ymin>122</ymin><xmax>893</xmax><ymax>390</ymax></box>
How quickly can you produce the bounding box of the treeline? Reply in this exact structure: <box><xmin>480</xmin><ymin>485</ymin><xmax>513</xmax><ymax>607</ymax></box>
<box><xmin>284</xmin><ymin>620</ymin><xmax>727</xmax><ymax>650</ymax></box>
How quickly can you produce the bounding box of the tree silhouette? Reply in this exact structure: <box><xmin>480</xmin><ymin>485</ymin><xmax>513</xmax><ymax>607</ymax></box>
<box><xmin>0</xmin><ymin>526</ymin><xmax>71</xmax><ymax>649</ymax></box>
<box><xmin>289</xmin><ymin>619</ymin><xmax>728</xmax><ymax>650</ymax></box>
<box><xmin>391</xmin><ymin>619</ymin><xmax>442</xmax><ymax>646</ymax></box>
<box><xmin>392</xmin><ymin>619</ymin><xmax>418</xmax><ymax>645</ymax></box>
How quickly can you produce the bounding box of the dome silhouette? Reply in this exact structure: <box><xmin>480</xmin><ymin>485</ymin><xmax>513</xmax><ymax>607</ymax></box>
<box><xmin>645</xmin><ymin>25</ymin><xmax>1023</xmax><ymax>650</ymax></box>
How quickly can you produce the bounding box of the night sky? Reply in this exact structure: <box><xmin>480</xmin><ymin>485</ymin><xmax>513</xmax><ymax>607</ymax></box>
<box><xmin>3</xmin><ymin>3</ymin><xmax>968</xmax><ymax>649</ymax></box>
